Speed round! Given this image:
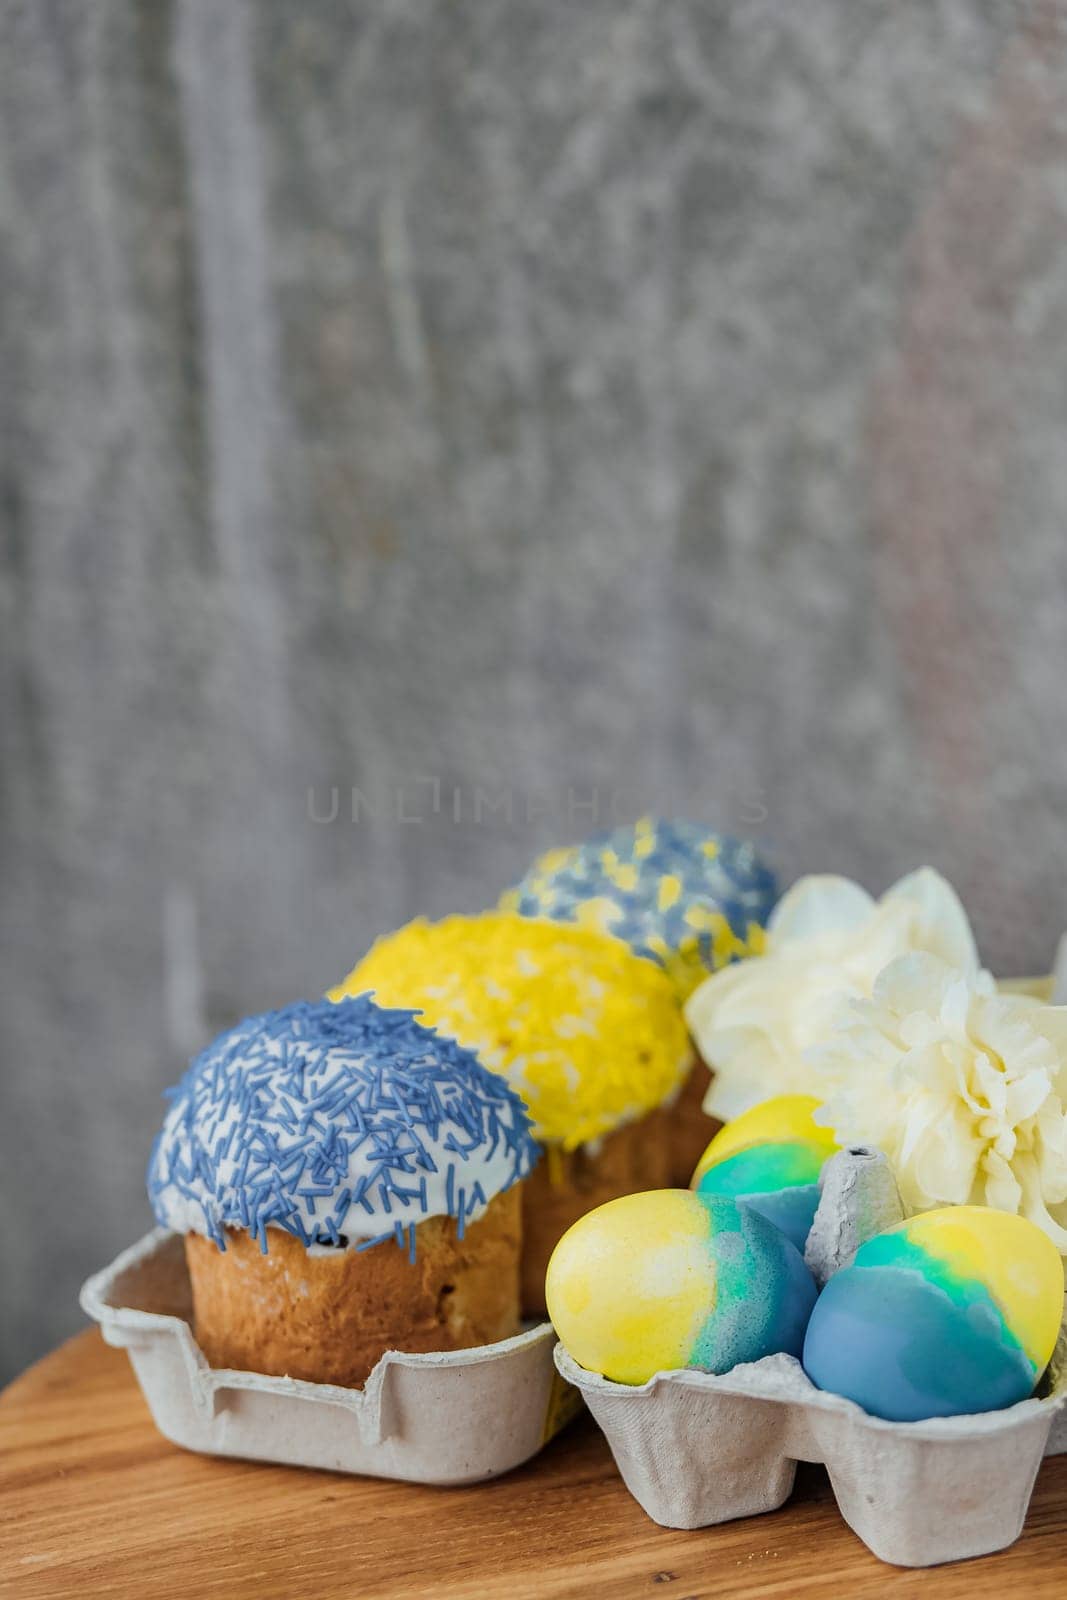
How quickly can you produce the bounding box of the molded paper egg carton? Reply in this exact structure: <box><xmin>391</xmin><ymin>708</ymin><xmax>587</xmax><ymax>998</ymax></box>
<box><xmin>554</xmin><ymin>1148</ymin><xmax>1067</xmax><ymax>1568</ymax></box>
<box><xmin>81</xmin><ymin>1229</ymin><xmax>579</xmax><ymax>1485</ymax></box>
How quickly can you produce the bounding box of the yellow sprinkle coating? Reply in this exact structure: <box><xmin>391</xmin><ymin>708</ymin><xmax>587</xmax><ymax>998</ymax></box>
<box><xmin>657</xmin><ymin>917</ymin><xmax>765</xmax><ymax>1000</ymax></box>
<box><xmin>658</xmin><ymin>875</ymin><xmax>682</xmax><ymax>912</ymax></box>
<box><xmin>329</xmin><ymin>912</ymin><xmax>691</xmax><ymax>1149</ymax></box>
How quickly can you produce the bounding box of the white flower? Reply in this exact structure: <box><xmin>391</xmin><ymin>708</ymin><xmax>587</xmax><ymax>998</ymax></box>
<box><xmin>685</xmin><ymin>867</ymin><xmax>979</xmax><ymax>1119</ymax></box>
<box><xmin>814</xmin><ymin>954</ymin><xmax>1067</xmax><ymax>1251</ymax></box>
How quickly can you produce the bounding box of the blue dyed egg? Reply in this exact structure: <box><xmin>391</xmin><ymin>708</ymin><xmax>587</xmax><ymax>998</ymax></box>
<box><xmin>803</xmin><ymin>1207</ymin><xmax>1065</xmax><ymax>1422</ymax></box>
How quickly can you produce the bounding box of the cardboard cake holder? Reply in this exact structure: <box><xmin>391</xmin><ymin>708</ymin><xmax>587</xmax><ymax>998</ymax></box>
<box><xmin>555</xmin><ymin>1147</ymin><xmax>1067</xmax><ymax>1569</ymax></box>
<box><xmin>80</xmin><ymin>1229</ymin><xmax>580</xmax><ymax>1486</ymax></box>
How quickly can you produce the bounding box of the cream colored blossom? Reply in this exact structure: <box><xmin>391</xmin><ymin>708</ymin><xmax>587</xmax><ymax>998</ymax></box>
<box><xmin>685</xmin><ymin>867</ymin><xmax>979</xmax><ymax>1119</ymax></box>
<box><xmin>814</xmin><ymin>954</ymin><xmax>1067</xmax><ymax>1251</ymax></box>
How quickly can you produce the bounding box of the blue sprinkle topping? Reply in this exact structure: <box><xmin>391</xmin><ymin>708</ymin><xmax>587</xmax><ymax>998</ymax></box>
<box><xmin>147</xmin><ymin>995</ymin><xmax>539</xmax><ymax>1257</ymax></box>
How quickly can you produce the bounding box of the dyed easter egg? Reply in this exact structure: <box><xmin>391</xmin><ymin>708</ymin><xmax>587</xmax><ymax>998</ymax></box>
<box><xmin>545</xmin><ymin>1189</ymin><xmax>817</xmax><ymax>1386</ymax></box>
<box><xmin>691</xmin><ymin>1095</ymin><xmax>839</xmax><ymax>1251</ymax></box>
<box><xmin>803</xmin><ymin>1207</ymin><xmax>1065</xmax><ymax>1422</ymax></box>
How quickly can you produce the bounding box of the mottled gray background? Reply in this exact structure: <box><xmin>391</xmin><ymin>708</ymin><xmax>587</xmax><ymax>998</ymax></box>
<box><xmin>3</xmin><ymin>0</ymin><xmax>1067</xmax><ymax>1382</ymax></box>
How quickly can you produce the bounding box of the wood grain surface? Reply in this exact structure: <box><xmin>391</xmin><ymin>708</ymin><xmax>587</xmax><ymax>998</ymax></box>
<box><xmin>3</xmin><ymin>1331</ymin><xmax>1067</xmax><ymax>1599</ymax></box>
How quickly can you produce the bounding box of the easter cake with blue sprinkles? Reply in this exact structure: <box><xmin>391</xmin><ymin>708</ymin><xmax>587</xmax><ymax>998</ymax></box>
<box><xmin>502</xmin><ymin>817</ymin><xmax>778</xmax><ymax>1188</ymax></box>
<box><xmin>148</xmin><ymin>994</ymin><xmax>540</xmax><ymax>1388</ymax></box>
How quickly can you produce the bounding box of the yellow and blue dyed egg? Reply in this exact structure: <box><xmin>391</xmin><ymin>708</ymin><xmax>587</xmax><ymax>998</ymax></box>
<box><xmin>691</xmin><ymin>1095</ymin><xmax>839</xmax><ymax>1252</ymax></box>
<box><xmin>545</xmin><ymin>1189</ymin><xmax>817</xmax><ymax>1386</ymax></box>
<box><xmin>803</xmin><ymin>1207</ymin><xmax>1065</xmax><ymax>1422</ymax></box>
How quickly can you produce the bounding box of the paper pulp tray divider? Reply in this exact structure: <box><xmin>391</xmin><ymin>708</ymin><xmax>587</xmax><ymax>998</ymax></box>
<box><xmin>80</xmin><ymin>1229</ymin><xmax>576</xmax><ymax>1485</ymax></box>
<box><xmin>554</xmin><ymin>1341</ymin><xmax>1067</xmax><ymax>1568</ymax></box>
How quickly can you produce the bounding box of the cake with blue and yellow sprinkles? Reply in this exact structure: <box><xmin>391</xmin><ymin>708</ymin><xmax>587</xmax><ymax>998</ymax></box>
<box><xmin>148</xmin><ymin>995</ymin><xmax>539</xmax><ymax>1387</ymax></box>
<box><xmin>331</xmin><ymin>912</ymin><xmax>692</xmax><ymax>1314</ymax></box>
<box><xmin>501</xmin><ymin>817</ymin><xmax>777</xmax><ymax>1001</ymax></box>
<box><xmin>502</xmin><ymin>817</ymin><xmax>778</xmax><ymax>1187</ymax></box>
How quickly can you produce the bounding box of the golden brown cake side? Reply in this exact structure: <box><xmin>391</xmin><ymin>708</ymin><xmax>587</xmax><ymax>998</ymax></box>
<box><xmin>519</xmin><ymin>1110</ymin><xmax>673</xmax><ymax>1316</ymax></box>
<box><xmin>185</xmin><ymin>1185</ymin><xmax>522</xmax><ymax>1388</ymax></box>
<box><xmin>666</xmin><ymin>1055</ymin><xmax>722</xmax><ymax>1187</ymax></box>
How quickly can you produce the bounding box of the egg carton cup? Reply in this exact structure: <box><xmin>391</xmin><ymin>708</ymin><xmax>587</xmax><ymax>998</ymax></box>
<box><xmin>80</xmin><ymin>1228</ymin><xmax>579</xmax><ymax>1485</ymax></box>
<box><xmin>554</xmin><ymin>1148</ymin><xmax>1067</xmax><ymax>1568</ymax></box>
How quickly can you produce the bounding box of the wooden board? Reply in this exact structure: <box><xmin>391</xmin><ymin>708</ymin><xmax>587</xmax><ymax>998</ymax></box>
<box><xmin>3</xmin><ymin>1330</ymin><xmax>1067</xmax><ymax>1599</ymax></box>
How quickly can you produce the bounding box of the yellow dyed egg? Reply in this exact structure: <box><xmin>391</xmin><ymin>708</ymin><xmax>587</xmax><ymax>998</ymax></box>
<box><xmin>546</xmin><ymin>1188</ymin><xmax>817</xmax><ymax>1386</ymax></box>
<box><xmin>691</xmin><ymin>1095</ymin><xmax>838</xmax><ymax>1251</ymax></box>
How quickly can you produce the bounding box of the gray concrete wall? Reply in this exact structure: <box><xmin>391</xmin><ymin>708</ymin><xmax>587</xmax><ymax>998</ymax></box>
<box><xmin>3</xmin><ymin>0</ymin><xmax>1067</xmax><ymax>1380</ymax></box>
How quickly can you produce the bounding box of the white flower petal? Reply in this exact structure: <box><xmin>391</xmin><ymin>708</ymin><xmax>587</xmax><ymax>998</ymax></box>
<box><xmin>766</xmin><ymin>875</ymin><xmax>876</xmax><ymax>947</ymax></box>
<box><xmin>880</xmin><ymin>867</ymin><xmax>980</xmax><ymax>971</ymax></box>
<box><xmin>981</xmin><ymin>1149</ymin><xmax>1023</xmax><ymax>1214</ymax></box>
<box><xmin>1006</xmin><ymin>1069</ymin><xmax>1056</xmax><ymax>1127</ymax></box>
<box><xmin>1017</xmin><ymin>1154</ymin><xmax>1067</xmax><ymax>1251</ymax></box>
<box><xmin>874</xmin><ymin>952</ymin><xmax>953</xmax><ymax>1018</ymax></box>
